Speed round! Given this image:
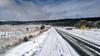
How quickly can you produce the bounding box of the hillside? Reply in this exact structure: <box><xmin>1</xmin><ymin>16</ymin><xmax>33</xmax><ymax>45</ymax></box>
<box><xmin>0</xmin><ymin>17</ymin><xmax>100</xmax><ymax>26</ymax></box>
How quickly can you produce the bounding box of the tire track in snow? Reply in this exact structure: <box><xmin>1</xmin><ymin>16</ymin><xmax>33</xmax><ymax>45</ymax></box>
<box><xmin>36</xmin><ymin>28</ymin><xmax>79</xmax><ymax>56</ymax></box>
<box><xmin>57</xmin><ymin>29</ymin><xmax>100</xmax><ymax>56</ymax></box>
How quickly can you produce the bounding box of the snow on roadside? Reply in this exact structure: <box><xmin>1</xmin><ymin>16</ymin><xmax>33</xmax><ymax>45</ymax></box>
<box><xmin>58</xmin><ymin>28</ymin><xmax>100</xmax><ymax>45</ymax></box>
<box><xmin>4</xmin><ymin>28</ymin><xmax>50</xmax><ymax>56</ymax></box>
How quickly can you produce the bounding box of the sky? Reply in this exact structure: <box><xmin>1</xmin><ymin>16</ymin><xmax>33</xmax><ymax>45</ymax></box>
<box><xmin>0</xmin><ymin>0</ymin><xmax>100</xmax><ymax>21</ymax></box>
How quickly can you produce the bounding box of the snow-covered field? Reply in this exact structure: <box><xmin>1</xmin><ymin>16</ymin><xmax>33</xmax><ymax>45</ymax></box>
<box><xmin>0</xmin><ymin>25</ymin><xmax>44</xmax><ymax>56</ymax></box>
<box><xmin>0</xmin><ymin>25</ymin><xmax>41</xmax><ymax>38</ymax></box>
<box><xmin>5</xmin><ymin>28</ymin><xmax>50</xmax><ymax>56</ymax></box>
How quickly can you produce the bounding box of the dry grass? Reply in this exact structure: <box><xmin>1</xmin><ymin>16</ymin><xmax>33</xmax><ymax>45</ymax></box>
<box><xmin>0</xmin><ymin>25</ymin><xmax>50</xmax><ymax>55</ymax></box>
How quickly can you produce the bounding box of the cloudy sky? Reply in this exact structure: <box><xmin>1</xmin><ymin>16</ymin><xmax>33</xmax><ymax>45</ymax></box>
<box><xmin>0</xmin><ymin>0</ymin><xmax>100</xmax><ymax>21</ymax></box>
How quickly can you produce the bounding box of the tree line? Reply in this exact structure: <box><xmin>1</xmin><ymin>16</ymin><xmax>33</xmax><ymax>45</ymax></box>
<box><xmin>75</xmin><ymin>20</ymin><xmax>100</xmax><ymax>29</ymax></box>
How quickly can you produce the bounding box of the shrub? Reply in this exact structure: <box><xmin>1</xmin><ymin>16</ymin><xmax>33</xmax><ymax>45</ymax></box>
<box><xmin>40</xmin><ymin>25</ymin><xmax>45</xmax><ymax>30</ymax></box>
<box><xmin>28</xmin><ymin>35</ymin><xmax>33</xmax><ymax>38</ymax></box>
<box><xmin>23</xmin><ymin>36</ymin><xmax>28</xmax><ymax>42</ymax></box>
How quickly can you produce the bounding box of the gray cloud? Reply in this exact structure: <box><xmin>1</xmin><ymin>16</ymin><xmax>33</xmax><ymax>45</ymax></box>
<box><xmin>0</xmin><ymin>0</ymin><xmax>100</xmax><ymax>21</ymax></box>
<box><xmin>44</xmin><ymin>0</ymin><xmax>100</xmax><ymax>19</ymax></box>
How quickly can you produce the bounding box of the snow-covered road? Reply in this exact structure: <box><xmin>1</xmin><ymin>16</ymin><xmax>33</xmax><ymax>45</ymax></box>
<box><xmin>36</xmin><ymin>28</ymin><xmax>79</xmax><ymax>56</ymax></box>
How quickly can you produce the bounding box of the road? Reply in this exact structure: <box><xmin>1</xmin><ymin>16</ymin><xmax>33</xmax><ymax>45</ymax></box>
<box><xmin>36</xmin><ymin>28</ymin><xmax>79</xmax><ymax>56</ymax></box>
<box><xmin>56</xmin><ymin>29</ymin><xmax>100</xmax><ymax>56</ymax></box>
